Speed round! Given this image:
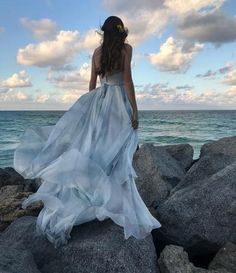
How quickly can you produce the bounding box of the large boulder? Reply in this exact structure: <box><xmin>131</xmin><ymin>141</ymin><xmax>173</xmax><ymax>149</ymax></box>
<box><xmin>0</xmin><ymin>216</ymin><xmax>159</xmax><ymax>273</ymax></box>
<box><xmin>171</xmin><ymin>153</ymin><xmax>236</xmax><ymax>193</ymax></box>
<box><xmin>158</xmin><ymin>244</ymin><xmax>224</xmax><ymax>273</ymax></box>
<box><xmin>208</xmin><ymin>242</ymin><xmax>236</xmax><ymax>273</ymax></box>
<box><xmin>0</xmin><ymin>240</ymin><xmax>40</xmax><ymax>273</ymax></box>
<box><xmin>154</xmin><ymin>161</ymin><xmax>236</xmax><ymax>256</ymax></box>
<box><xmin>133</xmin><ymin>143</ymin><xmax>187</xmax><ymax>209</ymax></box>
<box><xmin>200</xmin><ymin>136</ymin><xmax>236</xmax><ymax>158</ymax></box>
<box><xmin>0</xmin><ymin>185</ymin><xmax>42</xmax><ymax>231</ymax></box>
<box><xmin>0</xmin><ymin>167</ymin><xmax>24</xmax><ymax>188</ymax></box>
<box><xmin>0</xmin><ymin>167</ymin><xmax>42</xmax><ymax>191</ymax></box>
<box><xmin>162</xmin><ymin>143</ymin><xmax>194</xmax><ymax>171</ymax></box>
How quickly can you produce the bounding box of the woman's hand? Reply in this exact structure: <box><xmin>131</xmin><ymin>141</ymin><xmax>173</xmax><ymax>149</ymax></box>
<box><xmin>131</xmin><ymin>111</ymin><xmax>139</xmax><ymax>129</ymax></box>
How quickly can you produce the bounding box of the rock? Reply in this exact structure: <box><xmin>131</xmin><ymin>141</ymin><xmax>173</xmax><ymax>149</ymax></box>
<box><xmin>133</xmin><ymin>143</ymin><xmax>184</xmax><ymax>208</ymax></box>
<box><xmin>0</xmin><ymin>216</ymin><xmax>159</xmax><ymax>273</ymax></box>
<box><xmin>158</xmin><ymin>244</ymin><xmax>221</xmax><ymax>273</ymax></box>
<box><xmin>0</xmin><ymin>167</ymin><xmax>24</xmax><ymax>188</ymax></box>
<box><xmin>133</xmin><ymin>143</ymin><xmax>185</xmax><ymax>209</ymax></box>
<box><xmin>0</xmin><ymin>185</ymin><xmax>42</xmax><ymax>231</ymax></box>
<box><xmin>170</xmin><ymin>153</ymin><xmax>236</xmax><ymax>193</ymax></box>
<box><xmin>162</xmin><ymin>143</ymin><xmax>194</xmax><ymax>171</ymax></box>
<box><xmin>154</xmin><ymin>161</ymin><xmax>236</xmax><ymax>257</ymax></box>
<box><xmin>0</xmin><ymin>240</ymin><xmax>40</xmax><ymax>273</ymax></box>
<box><xmin>134</xmin><ymin>172</ymin><xmax>171</xmax><ymax>209</ymax></box>
<box><xmin>208</xmin><ymin>242</ymin><xmax>236</xmax><ymax>273</ymax></box>
<box><xmin>133</xmin><ymin>160</ymin><xmax>171</xmax><ymax>209</ymax></box>
<box><xmin>0</xmin><ymin>166</ymin><xmax>42</xmax><ymax>192</ymax></box>
<box><xmin>200</xmin><ymin>136</ymin><xmax>236</xmax><ymax>158</ymax></box>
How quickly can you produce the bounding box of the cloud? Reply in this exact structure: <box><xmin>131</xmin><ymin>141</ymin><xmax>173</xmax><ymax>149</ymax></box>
<box><xmin>135</xmin><ymin>81</ymin><xmax>236</xmax><ymax>108</ymax></box>
<box><xmin>79</xmin><ymin>29</ymin><xmax>102</xmax><ymax>50</ymax></box>
<box><xmin>102</xmin><ymin>0</ymin><xmax>171</xmax><ymax>45</ymax></box>
<box><xmin>0</xmin><ymin>71</ymin><xmax>32</xmax><ymax>89</ymax></box>
<box><xmin>20</xmin><ymin>17</ymin><xmax>57</xmax><ymax>40</ymax></box>
<box><xmin>102</xmin><ymin>0</ymin><xmax>225</xmax><ymax>46</ymax></box>
<box><xmin>49</xmin><ymin>64</ymin><xmax>78</xmax><ymax>71</ymax></box>
<box><xmin>0</xmin><ymin>90</ymin><xmax>29</xmax><ymax>102</ymax></box>
<box><xmin>0</xmin><ymin>26</ymin><xmax>4</xmax><ymax>33</ymax></box>
<box><xmin>16</xmin><ymin>23</ymin><xmax>103</xmax><ymax>69</ymax></box>
<box><xmin>222</xmin><ymin>69</ymin><xmax>236</xmax><ymax>86</ymax></box>
<box><xmin>176</xmin><ymin>84</ymin><xmax>194</xmax><ymax>90</ymax></box>
<box><xmin>34</xmin><ymin>94</ymin><xmax>50</xmax><ymax>103</ymax></box>
<box><xmin>147</xmin><ymin>37</ymin><xmax>204</xmax><ymax>72</ymax></box>
<box><xmin>17</xmin><ymin>31</ymin><xmax>80</xmax><ymax>67</ymax></box>
<box><xmin>164</xmin><ymin>0</ymin><xmax>225</xmax><ymax>14</ymax></box>
<box><xmin>225</xmin><ymin>86</ymin><xmax>236</xmax><ymax>98</ymax></box>
<box><xmin>196</xmin><ymin>70</ymin><xmax>217</xmax><ymax>78</ymax></box>
<box><xmin>177</xmin><ymin>9</ymin><xmax>236</xmax><ymax>44</ymax></box>
<box><xmin>196</xmin><ymin>62</ymin><xmax>234</xmax><ymax>78</ymax></box>
<box><xmin>47</xmin><ymin>63</ymin><xmax>95</xmax><ymax>103</ymax></box>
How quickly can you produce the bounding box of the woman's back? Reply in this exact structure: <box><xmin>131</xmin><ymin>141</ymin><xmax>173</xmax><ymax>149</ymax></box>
<box><xmin>93</xmin><ymin>43</ymin><xmax>130</xmax><ymax>77</ymax></box>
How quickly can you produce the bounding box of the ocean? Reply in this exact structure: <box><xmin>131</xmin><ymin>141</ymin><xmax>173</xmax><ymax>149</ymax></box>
<box><xmin>0</xmin><ymin>110</ymin><xmax>235</xmax><ymax>169</ymax></box>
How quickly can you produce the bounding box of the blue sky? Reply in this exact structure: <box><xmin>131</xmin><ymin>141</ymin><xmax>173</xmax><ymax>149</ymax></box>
<box><xmin>0</xmin><ymin>0</ymin><xmax>236</xmax><ymax>110</ymax></box>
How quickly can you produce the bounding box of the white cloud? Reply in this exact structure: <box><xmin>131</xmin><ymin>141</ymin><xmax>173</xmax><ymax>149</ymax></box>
<box><xmin>20</xmin><ymin>17</ymin><xmax>57</xmax><ymax>40</ymax></box>
<box><xmin>34</xmin><ymin>94</ymin><xmax>50</xmax><ymax>103</ymax></box>
<box><xmin>0</xmin><ymin>71</ymin><xmax>32</xmax><ymax>88</ymax></box>
<box><xmin>47</xmin><ymin>63</ymin><xmax>96</xmax><ymax>103</ymax></box>
<box><xmin>102</xmin><ymin>0</ymin><xmax>171</xmax><ymax>46</ymax></box>
<box><xmin>79</xmin><ymin>29</ymin><xmax>101</xmax><ymax>50</ymax></box>
<box><xmin>225</xmin><ymin>86</ymin><xmax>236</xmax><ymax>98</ymax></box>
<box><xmin>222</xmin><ymin>69</ymin><xmax>236</xmax><ymax>86</ymax></box>
<box><xmin>17</xmin><ymin>31</ymin><xmax>80</xmax><ymax>67</ymax></box>
<box><xmin>147</xmin><ymin>37</ymin><xmax>204</xmax><ymax>72</ymax></box>
<box><xmin>16</xmin><ymin>26</ymin><xmax>103</xmax><ymax>69</ymax></box>
<box><xmin>48</xmin><ymin>63</ymin><xmax>91</xmax><ymax>89</ymax></box>
<box><xmin>0</xmin><ymin>90</ymin><xmax>29</xmax><ymax>102</ymax></box>
<box><xmin>164</xmin><ymin>0</ymin><xmax>225</xmax><ymax>14</ymax></box>
<box><xmin>136</xmin><ymin>81</ymin><xmax>236</xmax><ymax>109</ymax></box>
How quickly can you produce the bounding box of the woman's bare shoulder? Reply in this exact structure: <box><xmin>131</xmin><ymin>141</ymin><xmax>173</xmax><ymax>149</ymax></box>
<box><xmin>93</xmin><ymin>46</ymin><xmax>102</xmax><ymax>56</ymax></box>
<box><xmin>123</xmin><ymin>43</ymin><xmax>132</xmax><ymax>54</ymax></box>
<box><xmin>124</xmin><ymin>43</ymin><xmax>132</xmax><ymax>49</ymax></box>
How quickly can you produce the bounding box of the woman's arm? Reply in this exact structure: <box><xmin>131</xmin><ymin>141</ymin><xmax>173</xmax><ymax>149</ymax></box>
<box><xmin>123</xmin><ymin>44</ymin><xmax>139</xmax><ymax>128</ymax></box>
<box><xmin>89</xmin><ymin>51</ymin><xmax>98</xmax><ymax>91</ymax></box>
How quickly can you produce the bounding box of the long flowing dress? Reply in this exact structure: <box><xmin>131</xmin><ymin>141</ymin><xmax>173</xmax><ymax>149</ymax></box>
<box><xmin>13</xmin><ymin>71</ymin><xmax>162</xmax><ymax>248</ymax></box>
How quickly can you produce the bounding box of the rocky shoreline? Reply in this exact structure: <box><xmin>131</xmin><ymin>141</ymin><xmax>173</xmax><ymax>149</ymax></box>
<box><xmin>0</xmin><ymin>135</ymin><xmax>235</xmax><ymax>272</ymax></box>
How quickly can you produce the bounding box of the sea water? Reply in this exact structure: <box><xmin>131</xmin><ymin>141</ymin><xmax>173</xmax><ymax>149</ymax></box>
<box><xmin>0</xmin><ymin>110</ymin><xmax>235</xmax><ymax>168</ymax></box>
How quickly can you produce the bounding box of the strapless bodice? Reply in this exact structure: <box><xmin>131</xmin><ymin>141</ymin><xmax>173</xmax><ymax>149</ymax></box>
<box><xmin>99</xmin><ymin>71</ymin><xmax>124</xmax><ymax>86</ymax></box>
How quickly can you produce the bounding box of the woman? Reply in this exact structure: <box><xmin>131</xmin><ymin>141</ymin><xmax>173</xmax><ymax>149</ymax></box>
<box><xmin>14</xmin><ymin>16</ymin><xmax>161</xmax><ymax>248</ymax></box>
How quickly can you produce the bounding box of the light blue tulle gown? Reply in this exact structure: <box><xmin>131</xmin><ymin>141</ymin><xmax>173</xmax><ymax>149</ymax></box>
<box><xmin>14</xmin><ymin>71</ymin><xmax>161</xmax><ymax>248</ymax></box>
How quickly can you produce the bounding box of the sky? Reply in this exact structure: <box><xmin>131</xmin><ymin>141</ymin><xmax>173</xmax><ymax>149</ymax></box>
<box><xmin>0</xmin><ymin>0</ymin><xmax>236</xmax><ymax>110</ymax></box>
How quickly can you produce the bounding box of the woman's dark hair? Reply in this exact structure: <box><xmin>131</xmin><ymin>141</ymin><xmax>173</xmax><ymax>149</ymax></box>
<box><xmin>96</xmin><ymin>16</ymin><xmax>128</xmax><ymax>78</ymax></box>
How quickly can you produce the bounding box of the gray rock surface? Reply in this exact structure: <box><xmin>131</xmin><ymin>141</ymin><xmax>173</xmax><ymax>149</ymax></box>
<box><xmin>0</xmin><ymin>184</ymin><xmax>42</xmax><ymax>231</ymax></box>
<box><xmin>158</xmin><ymin>244</ymin><xmax>222</xmax><ymax>273</ymax></box>
<box><xmin>200</xmin><ymin>136</ymin><xmax>236</xmax><ymax>158</ymax></box>
<box><xmin>170</xmin><ymin>153</ymin><xmax>236</xmax><ymax>193</ymax></box>
<box><xmin>0</xmin><ymin>167</ymin><xmax>24</xmax><ymax>188</ymax></box>
<box><xmin>133</xmin><ymin>143</ymin><xmax>188</xmax><ymax>208</ymax></box>
<box><xmin>0</xmin><ymin>241</ymin><xmax>41</xmax><ymax>273</ymax></box>
<box><xmin>0</xmin><ymin>216</ymin><xmax>159</xmax><ymax>273</ymax></box>
<box><xmin>0</xmin><ymin>166</ymin><xmax>42</xmax><ymax>191</ymax></box>
<box><xmin>208</xmin><ymin>242</ymin><xmax>236</xmax><ymax>273</ymax></box>
<box><xmin>162</xmin><ymin>143</ymin><xmax>194</xmax><ymax>171</ymax></box>
<box><xmin>134</xmin><ymin>143</ymin><xmax>186</xmax><ymax>187</ymax></box>
<box><xmin>155</xmin><ymin>161</ymin><xmax>236</xmax><ymax>256</ymax></box>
